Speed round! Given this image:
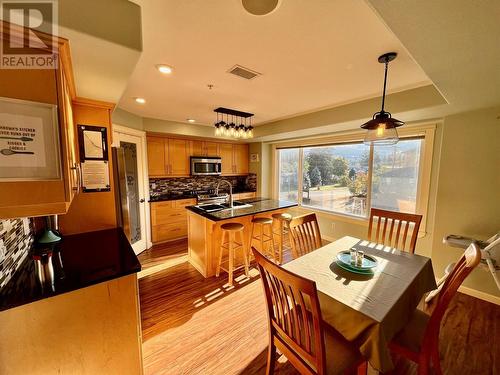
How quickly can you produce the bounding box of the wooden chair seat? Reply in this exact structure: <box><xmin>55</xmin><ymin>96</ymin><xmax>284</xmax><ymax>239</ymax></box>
<box><xmin>221</xmin><ymin>222</ymin><xmax>244</xmax><ymax>231</ymax></box>
<box><xmin>252</xmin><ymin>217</ymin><xmax>274</xmax><ymax>225</ymax></box>
<box><xmin>272</xmin><ymin>212</ymin><xmax>293</xmax><ymax>221</ymax></box>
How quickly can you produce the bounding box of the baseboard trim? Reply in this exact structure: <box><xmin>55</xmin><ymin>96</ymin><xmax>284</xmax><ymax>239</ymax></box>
<box><xmin>458</xmin><ymin>286</ymin><xmax>500</xmax><ymax>305</ymax></box>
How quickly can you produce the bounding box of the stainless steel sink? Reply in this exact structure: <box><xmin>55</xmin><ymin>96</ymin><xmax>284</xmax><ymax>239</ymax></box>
<box><xmin>195</xmin><ymin>201</ymin><xmax>252</xmax><ymax>213</ymax></box>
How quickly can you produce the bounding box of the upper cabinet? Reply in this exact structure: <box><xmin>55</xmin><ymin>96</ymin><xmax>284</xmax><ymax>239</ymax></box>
<box><xmin>147</xmin><ymin>135</ymin><xmax>249</xmax><ymax>178</ymax></box>
<box><xmin>147</xmin><ymin>137</ymin><xmax>167</xmax><ymax>176</ymax></box>
<box><xmin>167</xmin><ymin>139</ymin><xmax>189</xmax><ymax>176</ymax></box>
<box><xmin>147</xmin><ymin>136</ymin><xmax>189</xmax><ymax>177</ymax></box>
<box><xmin>233</xmin><ymin>144</ymin><xmax>249</xmax><ymax>175</ymax></box>
<box><xmin>0</xmin><ymin>37</ymin><xmax>79</xmax><ymax>219</ymax></box>
<box><xmin>219</xmin><ymin>143</ymin><xmax>234</xmax><ymax>176</ymax></box>
<box><xmin>190</xmin><ymin>140</ymin><xmax>219</xmax><ymax>157</ymax></box>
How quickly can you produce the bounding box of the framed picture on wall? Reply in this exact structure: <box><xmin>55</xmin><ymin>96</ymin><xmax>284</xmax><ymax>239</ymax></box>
<box><xmin>77</xmin><ymin>125</ymin><xmax>110</xmax><ymax>192</ymax></box>
<box><xmin>0</xmin><ymin>96</ymin><xmax>61</xmax><ymax>181</ymax></box>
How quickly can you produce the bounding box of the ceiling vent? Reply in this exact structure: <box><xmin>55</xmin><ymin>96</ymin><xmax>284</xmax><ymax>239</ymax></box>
<box><xmin>228</xmin><ymin>65</ymin><xmax>261</xmax><ymax>80</ymax></box>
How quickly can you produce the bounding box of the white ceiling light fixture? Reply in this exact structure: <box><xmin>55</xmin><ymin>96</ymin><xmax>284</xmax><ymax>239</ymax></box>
<box><xmin>156</xmin><ymin>64</ymin><xmax>173</xmax><ymax>74</ymax></box>
<box><xmin>242</xmin><ymin>0</ymin><xmax>281</xmax><ymax>16</ymax></box>
<box><xmin>187</xmin><ymin>119</ymin><xmax>196</xmax><ymax>123</ymax></box>
<box><xmin>134</xmin><ymin>97</ymin><xmax>146</xmax><ymax>104</ymax></box>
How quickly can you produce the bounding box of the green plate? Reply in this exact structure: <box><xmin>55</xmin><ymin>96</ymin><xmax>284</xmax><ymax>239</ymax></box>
<box><xmin>335</xmin><ymin>260</ymin><xmax>374</xmax><ymax>274</ymax></box>
<box><xmin>336</xmin><ymin>250</ymin><xmax>378</xmax><ymax>271</ymax></box>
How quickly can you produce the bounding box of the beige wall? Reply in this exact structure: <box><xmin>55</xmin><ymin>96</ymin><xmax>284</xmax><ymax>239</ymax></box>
<box><xmin>431</xmin><ymin>106</ymin><xmax>500</xmax><ymax>296</ymax></box>
<box><xmin>264</xmin><ymin>105</ymin><xmax>500</xmax><ymax>299</ymax></box>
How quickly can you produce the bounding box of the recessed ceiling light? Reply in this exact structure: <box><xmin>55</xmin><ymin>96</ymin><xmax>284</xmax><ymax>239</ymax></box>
<box><xmin>187</xmin><ymin>119</ymin><xmax>196</xmax><ymax>123</ymax></box>
<box><xmin>134</xmin><ymin>97</ymin><xmax>146</xmax><ymax>104</ymax></box>
<box><xmin>156</xmin><ymin>64</ymin><xmax>173</xmax><ymax>74</ymax></box>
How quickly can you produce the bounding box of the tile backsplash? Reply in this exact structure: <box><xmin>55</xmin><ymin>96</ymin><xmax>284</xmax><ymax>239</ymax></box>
<box><xmin>0</xmin><ymin>218</ymin><xmax>33</xmax><ymax>288</ymax></box>
<box><xmin>150</xmin><ymin>173</ymin><xmax>257</xmax><ymax>195</ymax></box>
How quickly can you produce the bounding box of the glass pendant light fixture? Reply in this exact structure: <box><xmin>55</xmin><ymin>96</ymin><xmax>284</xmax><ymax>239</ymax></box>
<box><xmin>361</xmin><ymin>52</ymin><xmax>404</xmax><ymax>145</ymax></box>
<box><xmin>213</xmin><ymin>107</ymin><xmax>255</xmax><ymax>139</ymax></box>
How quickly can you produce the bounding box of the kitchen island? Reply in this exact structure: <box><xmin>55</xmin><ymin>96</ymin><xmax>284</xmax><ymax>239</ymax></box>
<box><xmin>186</xmin><ymin>198</ymin><xmax>297</xmax><ymax>277</ymax></box>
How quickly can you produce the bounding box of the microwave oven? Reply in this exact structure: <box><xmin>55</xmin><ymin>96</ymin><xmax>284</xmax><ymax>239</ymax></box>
<box><xmin>190</xmin><ymin>157</ymin><xmax>222</xmax><ymax>176</ymax></box>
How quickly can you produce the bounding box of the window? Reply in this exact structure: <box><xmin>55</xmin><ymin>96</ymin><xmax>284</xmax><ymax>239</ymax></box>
<box><xmin>276</xmin><ymin>135</ymin><xmax>429</xmax><ymax>219</ymax></box>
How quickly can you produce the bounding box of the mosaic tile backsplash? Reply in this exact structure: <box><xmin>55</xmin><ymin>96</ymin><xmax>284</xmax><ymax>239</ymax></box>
<box><xmin>0</xmin><ymin>218</ymin><xmax>33</xmax><ymax>288</ymax></box>
<box><xmin>150</xmin><ymin>173</ymin><xmax>257</xmax><ymax>195</ymax></box>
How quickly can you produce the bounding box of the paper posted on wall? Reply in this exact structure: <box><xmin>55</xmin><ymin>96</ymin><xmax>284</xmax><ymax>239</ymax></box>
<box><xmin>0</xmin><ymin>112</ymin><xmax>46</xmax><ymax>167</ymax></box>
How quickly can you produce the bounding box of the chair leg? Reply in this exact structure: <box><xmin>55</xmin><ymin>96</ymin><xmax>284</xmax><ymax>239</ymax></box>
<box><xmin>431</xmin><ymin>344</ymin><xmax>443</xmax><ymax>375</ymax></box>
<box><xmin>216</xmin><ymin>231</ymin><xmax>226</xmax><ymax>277</ymax></box>
<box><xmin>265</xmin><ymin>341</ymin><xmax>276</xmax><ymax>375</ymax></box>
<box><xmin>417</xmin><ymin>356</ymin><xmax>429</xmax><ymax>375</ymax></box>
<box><xmin>277</xmin><ymin>221</ymin><xmax>284</xmax><ymax>264</ymax></box>
<box><xmin>356</xmin><ymin>361</ymin><xmax>367</xmax><ymax>375</ymax></box>
<box><xmin>269</xmin><ymin>224</ymin><xmax>277</xmax><ymax>262</ymax></box>
<box><xmin>241</xmin><ymin>231</ymin><xmax>250</xmax><ymax>277</ymax></box>
<box><xmin>228</xmin><ymin>232</ymin><xmax>234</xmax><ymax>286</ymax></box>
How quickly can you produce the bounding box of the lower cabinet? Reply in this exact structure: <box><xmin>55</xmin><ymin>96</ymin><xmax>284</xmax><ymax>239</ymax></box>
<box><xmin>151</xmin><ymin>198</ymin><xmax>196</xmax><ymax>243</ymax></box>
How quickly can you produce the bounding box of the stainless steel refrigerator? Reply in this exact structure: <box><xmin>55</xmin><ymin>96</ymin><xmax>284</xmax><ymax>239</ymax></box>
<box><xmin>112</xmin><ymin>146</ymin><xmax>142</xmax><ymax>245</ymax></box>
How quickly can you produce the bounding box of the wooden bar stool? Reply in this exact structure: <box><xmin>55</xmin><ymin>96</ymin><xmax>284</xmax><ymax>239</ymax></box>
<box><xmin>216</xmin><ymin>222</ymin><xmax>249</xmax><ymax>286</ymax></box>
<box><xmin>272</xmin><ymin>212</ymin><xmax>292</xmax><ymax>264</ymax></box>
<box><xmin>250</xmin><ymin>217</ymin><xmax>277</xmax><ymax>262</ymax></box>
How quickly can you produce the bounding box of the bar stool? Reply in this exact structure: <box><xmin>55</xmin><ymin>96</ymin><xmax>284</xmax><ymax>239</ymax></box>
<box><xmin>216</xmin><ymin>222</ymin><xmax>249</xmax><ymax>286</ymax></box>
<box><xmin>272</xmin><ymin>212</ymin><xmax>292</xmax><ymax>264</ymax></box>
<box><xmin>250</xmin><ymin>217</ymin><xmax>276</xmax><ymax>262</ymax></box>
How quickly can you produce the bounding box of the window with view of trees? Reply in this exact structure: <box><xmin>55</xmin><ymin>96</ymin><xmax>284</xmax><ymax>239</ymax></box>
<box><xmin>277</xmin><ymin>137</ymin><xmax>424</xmax><ymax>218</ymax></box>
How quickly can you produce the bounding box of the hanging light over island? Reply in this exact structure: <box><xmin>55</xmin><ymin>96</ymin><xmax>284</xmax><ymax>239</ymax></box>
<box><xmin>361</xmin><ymin>52</ymin><xmax>404</xmax><ymax>145</ymax></box>
<box><xmin>214</xmin><ymin>107</ymin><xmax>254</xmax><ymax>139</ymax></box>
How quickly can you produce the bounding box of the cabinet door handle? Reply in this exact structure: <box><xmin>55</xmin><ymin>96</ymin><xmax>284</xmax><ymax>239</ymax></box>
<box><xmin>71</xmin><ymin>163</ymin><xmax>81</xmax><ymax>193</ymax></box>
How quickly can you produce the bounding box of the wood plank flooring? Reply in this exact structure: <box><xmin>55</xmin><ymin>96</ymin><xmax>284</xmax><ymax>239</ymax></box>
<box><xmin>138</xmin><ymin>239</ymin><xmax>499</xmax><ymax>375</ymax></box>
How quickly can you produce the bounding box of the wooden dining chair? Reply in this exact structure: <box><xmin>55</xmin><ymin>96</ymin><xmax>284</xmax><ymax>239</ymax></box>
<box><xmin>389</xmin><ymin>243</ymin><xmax>481</xmax><ymax>375</ymax></box>
<box><xmin>252</xmin><ymin>248</ymin><xmax>367</xmax><ymax>375</ymax></box>
<box><xmin>367</xmin><ymin>208</ymin><xmax>423</xmax><ymax>253</ymax></box>
<box><xmin>288</xmin><ymin>213</ymin><xmax>322</xmax><ymax>259</ymax></box>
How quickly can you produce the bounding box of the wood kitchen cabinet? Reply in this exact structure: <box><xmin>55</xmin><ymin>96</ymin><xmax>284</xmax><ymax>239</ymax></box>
<box><xmin>147</xmin><ymin>136</ymin><xmax>167</xmax><ymax>176</ymax></box>
<box><xmin>146</xmin><ymin>134</ymin><xmax>250</xmax><ymax>178</ymax></box>
<box><xmin>190</xmin><ymin>140</ymin><xmax>219</xmax><ymax>157</ymax></box>
<box><xmin>219</xmin><ymin>143</ymin><xmax>235</xmax><ymax>175</ymax></box>
<box><xmin>147</xmin><ymin>137</ymin><xmax>190</xmax><ymax>177</ymax></box>
<box><xmin>233</xmin><ymin>144</ymin><xmax>249</xmax><ymax>175</ymax></box>
<box><xmin>220</xmin><ymin>143</ymin><xmax>249</xmax><ymax>176</ymax></box>
<box><xmin>167</xmin><ymin>139</ymin><xmax>189</xmax><ymax>176</ymax></box>
<box><xmin>0</xmin><ymin>38</ymin><xmax>79</xmax><ymax>219</ymax></box>
<box><xmin>151</xmin><ymin>198</ymin><xmax>195</xmax><ymax>243</ymax></box>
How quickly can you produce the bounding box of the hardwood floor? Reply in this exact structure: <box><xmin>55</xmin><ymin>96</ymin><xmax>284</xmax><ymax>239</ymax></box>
<box><xmin>138</xmin><ymin>239</ymin><xmax>499</xmax><ymax>375</ymax></box>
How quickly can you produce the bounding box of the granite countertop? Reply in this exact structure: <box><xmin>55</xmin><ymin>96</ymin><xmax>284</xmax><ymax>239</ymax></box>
<box><xmin>0</xmin><ymin>228</ymin><xmax>141</xmax><ymax>312</ymax></box>
<box><xmin>186</xmin><ymin>198</ymin><xmax>297</xmax><ymax>221</ymax></box>
<box><xmin>149</xmin><ymin>189</ymin><xmax>257</xmax><ymax>203</ymax></box>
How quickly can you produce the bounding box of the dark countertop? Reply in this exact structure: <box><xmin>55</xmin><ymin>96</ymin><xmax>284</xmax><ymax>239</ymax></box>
<box><xmin>186</xmin><ymin>198</ymin><xmax>297</xmax><ymax>221</ymax></box>
<box><xmin>0</xmin><ymin>228</ymin><xmax>141</xmax><ymax>312</ymax></box>
<box><xmin>149</xmin><ymin>189</ymin><xmax>257</xmax><ymax>203</ymax></box>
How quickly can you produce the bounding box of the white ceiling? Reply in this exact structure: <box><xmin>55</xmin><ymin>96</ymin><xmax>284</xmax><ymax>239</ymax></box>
<box><xmin>119</xmin><ymin>0</ymin><xmax>431</xmax><ymax>126</ymax></box>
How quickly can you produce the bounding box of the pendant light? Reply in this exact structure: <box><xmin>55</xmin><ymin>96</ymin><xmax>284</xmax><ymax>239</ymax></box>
<box><xmin>361</xmin><ymin>52</ymin><xmax>404</xmax><ymax>145</ymax></box>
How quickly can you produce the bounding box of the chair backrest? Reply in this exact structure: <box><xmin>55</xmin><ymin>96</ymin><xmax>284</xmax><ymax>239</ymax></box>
<box><xmin>367</xmin><ymin>208</ymin><xmax>423</xmax><ymax>253</ymax></box>
<box><xmin>289</xmin><ymin>213</ymin><xmax>322</xmax><ymax>259</ymax></box>
<box><xmin>424</xmin><ymin>243</ymin><xmax>481</xmax><ymax>344</ymax></box>
<box><xmin>253</xmin><ymin>248</ymin><xmax>326</xmax><ymax>375</ymax></box>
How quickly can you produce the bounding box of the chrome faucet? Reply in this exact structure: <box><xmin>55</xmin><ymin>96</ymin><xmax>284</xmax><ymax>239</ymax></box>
<box><xmin>215</xmin><ymin>179</ymin><xmax>233</xmax><ymax>208</ymax></box>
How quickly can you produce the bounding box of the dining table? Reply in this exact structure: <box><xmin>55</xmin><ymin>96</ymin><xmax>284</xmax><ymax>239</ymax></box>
<box><xmin>283</xmin><ymin>235</ymin><xmax>437</xmax><ymax>373</ymax></box>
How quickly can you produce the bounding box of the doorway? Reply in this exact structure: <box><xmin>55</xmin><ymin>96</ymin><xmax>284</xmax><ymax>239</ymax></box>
<box><xmin>113</xmin><ymin>124</ymin><xmax>150</xmax><ymax>254</ymax></box>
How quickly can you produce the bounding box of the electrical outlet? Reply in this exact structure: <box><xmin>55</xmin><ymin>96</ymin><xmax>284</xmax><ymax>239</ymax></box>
<box><xmin>22</xmin><ymin>218</ymin><xmax>30</xmax><ymax>235</ymax></box>
<box><xmin>0</xmin><ymin>239</ymin><xmax>6</xmax><ymax>263</ymax></box>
